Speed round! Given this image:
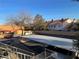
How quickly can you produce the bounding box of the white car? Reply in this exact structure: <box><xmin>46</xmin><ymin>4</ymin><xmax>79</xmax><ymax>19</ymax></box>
<box><xmin>25</xmin><ymin>31</ymin><xmax>32</xmax><ymax>35</ymax></box>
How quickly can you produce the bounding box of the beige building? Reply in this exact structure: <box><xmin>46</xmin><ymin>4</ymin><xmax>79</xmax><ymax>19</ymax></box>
<box><xmin>0</xmin><ymin>25</ymin><xmax>23</xmax><ymax>35</ymax></box>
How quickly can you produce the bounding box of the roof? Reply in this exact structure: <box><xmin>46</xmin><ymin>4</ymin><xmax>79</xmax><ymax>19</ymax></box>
<box><xmin>22</xmin><ymin>35</ymin><xmax>76</xmax><ymax>52</ymax></box>
<box><xmin>48</xmin><ymin>19</ymin><xmax>67</xmax><ymax>26</ymax></box>
<box><xmin>0</xmin><ymin>25</ymin><xmax>21</xmax><ymax>32</ymax></box>
<box><xmin>48</xmin><ymin>19</ymin><xmax>75</xmax><ymax>26</ymax></box>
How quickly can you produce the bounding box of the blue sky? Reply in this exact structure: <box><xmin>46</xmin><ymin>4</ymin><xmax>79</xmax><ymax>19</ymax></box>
<box><xmin>0</xmin><ymin>0</ymin><xmax>79</xmax><ymax>24</ymax></box>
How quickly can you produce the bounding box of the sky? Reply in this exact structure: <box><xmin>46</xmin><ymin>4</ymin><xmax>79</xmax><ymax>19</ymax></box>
<box><xmin>0</xmin><ymin>0</ymin><xmax>79</xmax><ymax>24</ymax></box>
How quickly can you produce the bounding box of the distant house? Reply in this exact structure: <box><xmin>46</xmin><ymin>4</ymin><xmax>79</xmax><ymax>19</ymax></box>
<box><xmin>47</xmin><ymin>18</ymin><xmax>76</xmax><ymax>31</ymax></box>
<box><xmin>0</xmin><ymin>25</ymin><xmax>23</xmax><ymax>35</ymax></box>
<box><xmin>0</xmin><ymin>25</ymin><xmax>20</xmax><ymax>32</ymax></box>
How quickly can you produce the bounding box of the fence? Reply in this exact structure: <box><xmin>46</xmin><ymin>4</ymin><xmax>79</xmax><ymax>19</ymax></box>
<box><xmin>0</xmin><ymin>42</ymin><xmax>57</xmax><ymax>59</ymax></box>
<box><xmin>0</xmin><ymin>42</ymin><xmax>35</xmax><ymax>59</ymax></box>
<box><xmin>35</xmin><ymin>48</ymin><xmax>75</xmax><ymax>59</ymax></box>
<box><xmin>35</xmin><ymin>48</ymin><xmax>57</xmax><ymax>59</ymax></box>
<box><xmin>0</xmin><ymin>42</ymin><xmax>75</xmax><ymax>59</ymax></box>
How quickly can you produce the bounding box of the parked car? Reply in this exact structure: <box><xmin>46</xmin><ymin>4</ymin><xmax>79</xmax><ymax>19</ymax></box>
<box><xmin>0</xmin><ymin>31</ymin><xmax>14</xmax><ymax>39</ymax></box>
<box><xmin>24</xmin><ymin>31</ymin><xmax>32</xmax><ymax>35</ymax></box>
<box><xmin>4</xmin><ymin>32</ymin><xmax>14</xmax><ymax>38</ymax></box>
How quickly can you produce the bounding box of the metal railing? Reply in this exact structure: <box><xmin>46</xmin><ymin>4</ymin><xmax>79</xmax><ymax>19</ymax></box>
<box><xmin>0</xmin><ymin>42</ymin><xmax>56</xmax><ymax>59</ymax></box>
<box><xmin>0</xmin><ymin>42</ymin><xmax>75</xmax><ymax>59</ymax></box>
<box><xmin>0</xmin><ymin>42</ymin><xmax>35</xmax><ymax>59</ymax></box>
<box><xmin>35</xmin><ymin>48</ymin><xmax>56</xmax><ymax>59</ymax></box>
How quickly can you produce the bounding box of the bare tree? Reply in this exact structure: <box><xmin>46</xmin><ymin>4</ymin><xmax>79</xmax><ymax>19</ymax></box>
<box><xmin>33</xmin><ymin>14</ymin><xmax>45</xmax><ymax>30</ymax></box>
<box><xmin>6</xmin><ymin>12</ymin><xmax>32</xmax><ymax>35</ymax></box>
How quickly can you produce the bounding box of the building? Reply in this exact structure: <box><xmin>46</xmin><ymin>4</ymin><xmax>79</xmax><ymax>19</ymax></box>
<box><xmin>0</xmin><ymin>25</ymin><xmax>21</xmax><ymax>31</ymax></box>
<box><xmin>47</xmin><ymin>18</ymin><xmax>77</xmax><ymax>31</ymax></box>
<box><xmin>0</xmin><ymin>25</ymin><xmax>23</xmax><ymax>35</ymax></box>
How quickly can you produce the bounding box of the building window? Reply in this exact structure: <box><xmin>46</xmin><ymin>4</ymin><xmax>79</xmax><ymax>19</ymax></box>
<box><xmin>54</xmin><ymin>25</ymin><xmax>56</xmax><ymax>28</ymax></box>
